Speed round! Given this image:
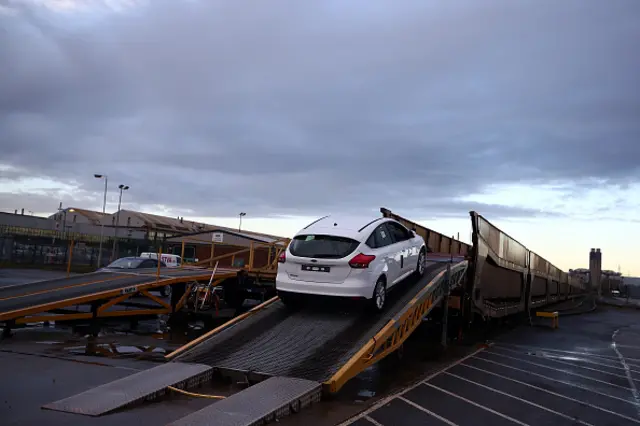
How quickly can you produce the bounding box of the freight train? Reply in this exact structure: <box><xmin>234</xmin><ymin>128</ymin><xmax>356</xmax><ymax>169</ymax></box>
<box><xmin>380</xmin><ymin>208</ymin><xmax>588</xmax><ymax>321</ymax></box>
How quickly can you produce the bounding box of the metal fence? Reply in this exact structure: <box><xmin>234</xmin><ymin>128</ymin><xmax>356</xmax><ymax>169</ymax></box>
<box><xmin>0</xmin><ymin>232</ymin><xmax>154</xmax><ymax>272</ymax></box>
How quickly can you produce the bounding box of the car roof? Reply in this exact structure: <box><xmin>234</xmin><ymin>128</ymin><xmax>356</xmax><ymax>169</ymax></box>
<box><xmin>296</xmin><ymin>215</ymin><xmax>392</xmax><ymax>241</ymax></box>
<box><xmin>113</xmin><ymin>256</ymin><xmax>161</xmax><ymax>262</ymax></box>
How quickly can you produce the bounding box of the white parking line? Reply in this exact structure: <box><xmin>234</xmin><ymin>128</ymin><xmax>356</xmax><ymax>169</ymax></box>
<box><xmin>442</xmin><ymin>372</ymin><xmax>593</xmax><ymax>425</ymax></box>
<box><xmin>493</xmin><ymin>344</ymin><xmax>640</xmax><ymax>374</ymax></box>
<box><xmin>469</xmin><ymin>357</ymin><xmax>638</xmax><ymax>406</ymax></box>
<box><xmin>613</xmin><ymin>328</ymin><xmax>640</xmax><ymax>417</ymax></box>
<box><xmin>397</xmin><ymin>396</ymin><xmax>459</xmax><ymax>426</ymax></box>
<box><xmin>480</xmin><ymin>350</ymin><xmax>633</xmax><ymax>391</ymax></box>
<box><xmin>489</xmin><ymin>346</ymin><xmax>638</xmax><ymax>382</ymax></box>
<box><xmin>336</xmin><ymin>346</ymin><xmax>489</xmax><ymax>426</ymax></box>
<box><xmin>613</xmin><ymin>344</ymin><xmax>640</xmax><ymax>351</ymax></box>
<box><xmin>422</xmin><ymin>382</ymin><xmax>529</xmax><ymax>425</ymax></box>
<box><xmin>456</xmin><ymin>363</ymin><xmax>640</xmax><ymax>424</ymax></box>
<box><xmin>364</xmin><ymin>416</ymin><xmax>385</xmax><ymax>426</ymax></box>
<box><xmin>496</xmin><ymin>342</ymin><xmax>640</xmax><ymax>364</ymax></box>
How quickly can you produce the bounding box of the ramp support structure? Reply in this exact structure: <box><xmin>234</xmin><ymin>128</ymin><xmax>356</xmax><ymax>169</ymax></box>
<box><xmin>441</xmin><ymin>263</ymin><xmax>451</xmax><ymax>349</ymax></box>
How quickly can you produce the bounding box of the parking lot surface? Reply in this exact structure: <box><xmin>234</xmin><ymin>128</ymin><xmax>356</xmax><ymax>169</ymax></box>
<box><xmin>342</xmin><ymin>308</ymin><xmax>640</xmax><ymax>426</ymax></box>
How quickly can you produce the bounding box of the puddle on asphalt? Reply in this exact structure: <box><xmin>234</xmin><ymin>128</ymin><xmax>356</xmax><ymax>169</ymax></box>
<box><xmin>66</xmin><ymin>340</ymin><xmax>169</xmax><ymax>360</ymax></box>
<box><xmin>1</xmin><ymin>314</ymin><xmax>224</xmax><ymax>363</ymax></box>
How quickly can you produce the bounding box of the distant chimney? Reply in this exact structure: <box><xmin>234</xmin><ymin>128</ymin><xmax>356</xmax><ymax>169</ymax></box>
<box><xmin>21</xmin><ymin>208</ymin><xmax>24</xmax><ymax>215</ymax></box>
<box><xmin>14</xmin><ymin>209</ymin><xmax>17</xmax><ymax>214</ymax></box>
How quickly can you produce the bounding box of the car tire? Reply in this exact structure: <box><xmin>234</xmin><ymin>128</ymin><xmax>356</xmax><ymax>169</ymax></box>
<box><xmin>160</xmin><ymin>285</ymin><xmax>172</xmax><ymax>299</ymax></box>
<box><xmin>279</xmin><ymin>292</ymin><xmax>301</xmax><ymax>311</ymax></box>
<box><xmin>414</xmin><ymin>248</ymin><xmax>426</xmax><ymax>277</ymax></box>
<box><xmin>369</xmin><ymin>278</ymin><xmax>387</xmax><ymax>313</ymax></box>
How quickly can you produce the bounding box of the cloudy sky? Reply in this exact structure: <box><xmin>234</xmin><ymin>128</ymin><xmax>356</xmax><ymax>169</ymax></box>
<box><xmin>1</xmin><ymin>0</ymin><xmax>639</xmax><ymax>274</ymax></box>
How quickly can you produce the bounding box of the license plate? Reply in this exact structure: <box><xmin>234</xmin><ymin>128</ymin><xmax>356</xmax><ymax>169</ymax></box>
<box><xmin>301</xmin><ymin>264</ymin><xmax>331</xmax><ymax>273</ymax></box>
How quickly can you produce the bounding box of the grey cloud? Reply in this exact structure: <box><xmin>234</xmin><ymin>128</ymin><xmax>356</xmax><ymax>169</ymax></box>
<box><xmin>1</xmin><ymin>0</ymin><xmax>639</xmax><ymax>219</ymax></box>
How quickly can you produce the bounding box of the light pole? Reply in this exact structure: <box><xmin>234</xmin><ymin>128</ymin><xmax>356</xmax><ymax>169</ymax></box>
<box><xmin>238</xmin><ymin>212</ymin><xmax>246</xmax><ymax>232</ymax></box>
<box><xmin>94</xmin><ymin>174</ymin><xmax>108</xmax><ymax>267</ymax></box>
<box><xmin>111</xmin><ymin>184</ymin><xmax>129</xmax><ymax>261</ymax></box>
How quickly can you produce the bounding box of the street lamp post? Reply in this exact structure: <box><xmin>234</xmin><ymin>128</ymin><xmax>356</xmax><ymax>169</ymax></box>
<box><xmin>239</xmin><ymin>212</ymin><xmax>246</xmax><ymax>232</ymax></box>
<box><xmin>94</xmin><ymin>174</ymin><xmax>108</xmax><ymax>268</ymax></box>
<box><xmin>111</xmin><ymin>184</ymin><xmax>129</xmax><ymax>261</ymax></box>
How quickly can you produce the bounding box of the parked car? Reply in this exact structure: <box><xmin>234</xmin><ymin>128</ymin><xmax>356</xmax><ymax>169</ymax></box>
<box><xmin>275</xmin><ymin>215</ymin><xmax>427</xmax><ymax>312</ymax></box>
<box><xmin>139</xmin><ymin>252</ymin><xmax>182</xmax><ymax>268</ymax></box>
<box><xmin>101</xmin><ymin>256</ymin><xmax>172</xmax><ymax>298</ymax></box>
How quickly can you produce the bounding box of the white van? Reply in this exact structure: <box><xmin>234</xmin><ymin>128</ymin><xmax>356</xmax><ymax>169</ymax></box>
<box><xmin>140</xmin><ymin>252</ymin><xmax>182</xmax><ymax>268</ymax></box>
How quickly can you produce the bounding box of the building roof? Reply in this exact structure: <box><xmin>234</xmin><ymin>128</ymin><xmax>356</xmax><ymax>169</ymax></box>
<box><xmin>167</xmin><ymin>228</ymin><xmax>286</xmax><ymax>245</ymax></box>
<box><xmin>118</xmin><ymin>210</ymin><xmax>282</xmax><ymax>240</ymax></box>
<box><xmin>65</xmin><ymin>207</ymin><xmax>109</xmax><ymax>226</ymax></box>
<box><xmin>119</xmin><ymin>210</ymin><xmax>197</xmax><ymax>233</ymax></box>
<box><xmin>49</xmin><ymin>206</ymin><xmax>284</xmax><ymax>241</ymax></box>
<box><xmin>119</xmin><ymin>209</ymin><xmax>285</xmax><ymax>242</ymax></box>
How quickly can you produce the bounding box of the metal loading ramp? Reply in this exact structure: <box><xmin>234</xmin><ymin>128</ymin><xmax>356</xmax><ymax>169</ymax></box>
<box><xmin>0</xmin><ymin>268</ymin><xmax>235</xmax><ymax>325</ymax></box>
<box><xmin>42</xmin><ymin>362</ymin><xmax>213</xmax><ymax>416</ymax></box>
<box><xmin>167</xmin><ymin>377</ymin><xmax>322</xmax><ymax>426</ymax></box>
<box><xmin>171</xmin><ymin>260</ymin><xmax>468</xmax><ymax>393</ymax></box>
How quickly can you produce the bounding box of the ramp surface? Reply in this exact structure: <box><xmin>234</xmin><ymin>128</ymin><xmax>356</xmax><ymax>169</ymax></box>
<box><xmin>0</xmin><ymin>268</ymin><xmax>225</xmax><ymax>318</ymax></box>
<box><xmin>176</xmin><ymin>262</ymin><xmax>448</xmax><ymax>383</ymax></box>
<box><xmin>42</xmin><ymin>362</ymin><xmax>213</xmax><ymax>416</ymax></box>
<box><xmin>0</xmin><ymin>271</ymin><xmax>116</xmax><ymax>298</ymax></box>
<box><xmin>168</xmin><ymin>376</ymin><xmax>321</xmax><ymax>426</ymax></box>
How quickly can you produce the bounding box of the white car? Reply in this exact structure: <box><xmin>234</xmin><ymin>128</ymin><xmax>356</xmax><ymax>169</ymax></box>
<box><xmin>276</xmin><ymin>215</ymin><xmax>428</xmax><ymax>312</ymax></box>
<box><xmin>139</xmin><ymin>252</ymin><xmax>182</xmax><ymax>268</ymax></box>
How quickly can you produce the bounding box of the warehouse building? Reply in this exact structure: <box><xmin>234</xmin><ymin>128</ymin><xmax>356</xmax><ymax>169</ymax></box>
<box><xmin>1</xmin><ymin>207</ymin><xmax>284</xmax><ymax>268</ymax></box>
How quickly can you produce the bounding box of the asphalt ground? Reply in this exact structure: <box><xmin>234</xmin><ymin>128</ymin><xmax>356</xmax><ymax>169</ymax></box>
<box><xmin>0</xmin><ymin>350</ymin><xmax>218</xmax><ymax>426</ymax></box>
<box><xmin>2</xmin><ymin>268</ymin><xmax>639</xmax><ymax>426</ymax></box>
<box><xmin>341</xmin><ymin>307</ymin><xmax>640</xmax><ymax>426</ymax></box>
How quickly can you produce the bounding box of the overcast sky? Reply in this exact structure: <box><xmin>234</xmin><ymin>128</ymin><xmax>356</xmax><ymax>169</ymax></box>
<box><xmin>1</xmin><ymin>0</ymin><xmax>639</xmax><ymax>273</ymax></box>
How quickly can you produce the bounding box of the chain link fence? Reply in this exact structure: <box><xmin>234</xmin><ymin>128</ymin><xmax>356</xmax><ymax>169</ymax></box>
<box><xmin>0</xmin><ymin>230</ymin><xmax>155</xmax><ymax>272</ymax></box>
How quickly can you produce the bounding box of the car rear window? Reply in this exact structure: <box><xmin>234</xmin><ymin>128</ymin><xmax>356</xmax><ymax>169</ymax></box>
<box><xmin>289</xmin><ymin>235</ymin><xmax>360</xmax><ymax>259</ymax></box>
<box><xmin>107</xmin><ymin>258</ymin><xmax>143</xmax><ymax>269</ymax></box>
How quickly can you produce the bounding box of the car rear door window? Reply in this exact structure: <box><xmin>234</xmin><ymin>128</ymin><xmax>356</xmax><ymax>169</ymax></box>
<box><xmin>366</xmin><ymin>224</ymin><xmax>393</xmax><ymax>248</ymax></box>
<box><xmin>290</xmin><ymin>235</ymin><xmax>360</xmax><ymax>259</ymax></box>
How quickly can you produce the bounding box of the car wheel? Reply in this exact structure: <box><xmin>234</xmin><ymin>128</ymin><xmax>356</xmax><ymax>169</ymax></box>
<box><xmin>370</xmin><ymin>278</ymin><xmax>386</xmax><ymax>313</ymax></box>
<box><xmin>160</xmin><ymin>285</ymin><xmax>172</xmax><ymax>299</ymax></box>
<box><xmin>279</xmin><ymin>292</ymin><xmax>301</xmax><ymax>311</ymax></box>
<box><xmin>415</xmin><ymin>248</ymin><xmax>426</xmax><ymax>277</ymax></box>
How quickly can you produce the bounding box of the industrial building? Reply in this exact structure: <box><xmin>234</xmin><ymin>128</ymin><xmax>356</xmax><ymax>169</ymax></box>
<box><xmin>1</xmin><ymin>207</ymin><xmax>284</xmax><ymax>268</ymax></box>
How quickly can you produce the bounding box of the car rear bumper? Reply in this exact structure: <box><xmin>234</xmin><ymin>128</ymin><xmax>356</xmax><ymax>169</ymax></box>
<box><xmin>275</xmin><ymin>272</ymin><xmax>374</xmax><ymax>300</ymax></box>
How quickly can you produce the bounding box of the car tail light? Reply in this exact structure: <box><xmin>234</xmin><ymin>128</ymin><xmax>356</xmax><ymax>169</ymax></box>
<box><xmin>278</xmin><ymin>251</ymin><xmax>286</xmax><ymax>263</ymax></box>
<box><xmin>349</xmin><ymin>253</ymin><xmax>376</xmax><ymax>269</ymax></box>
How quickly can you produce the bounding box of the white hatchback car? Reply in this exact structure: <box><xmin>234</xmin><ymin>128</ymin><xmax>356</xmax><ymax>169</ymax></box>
<box><xmin>276</xmin><ymin>215</ymin><xmax>428</xmax><ymax>312</ymax></box>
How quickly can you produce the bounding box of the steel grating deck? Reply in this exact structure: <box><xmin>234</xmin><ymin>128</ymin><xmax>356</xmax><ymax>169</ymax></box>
<box><xmin>175</xmin><ymin>262</ymin><xmax>449</xmax><ymax>383</ymax></box>
<box><xmin>42</xmin><ymin>362</ymin><xmax>213</xmax><ymax>416</ymax></box>
<box><xmin>168</xmin><ymin>376</ymin><xmax>322</xmax><ymax>426</ymax></box>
